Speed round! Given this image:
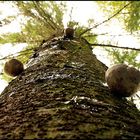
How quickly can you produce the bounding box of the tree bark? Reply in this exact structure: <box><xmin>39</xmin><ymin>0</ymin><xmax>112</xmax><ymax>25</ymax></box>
<box><xmin>0</xmin><ymin>37</ymin><xmax>140</xmax><ymax>139</ymax></box>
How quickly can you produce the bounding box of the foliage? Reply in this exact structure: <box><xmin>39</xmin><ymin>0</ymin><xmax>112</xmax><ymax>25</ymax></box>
<box><xmin>126</xmin><ymin>2</ymin><xmax>140</xmax><ymax>33</ymax></box>
<box><xmin>98</xmin><ymin>1</ymin><xmax>140</xmax><ymax>68</ymax></box>
<box><xmin>106</xmin><ymin>48</ymin><xmax>140</xmax><ymax>68</ymax></box>
<box><xmin>0</xmin><ymin>33</ymin><xmax>26</xmax><ymax>44</ymax></box>
<box><xmin>0</xmin><ymin>1</ymin><xmax>66</xmax><ymax>81</ymax></box>
<box><xmin>97</xmin><ymin>1</ymin><xmax>140</xmax><ymax>33</ymax></box>
<box><xmin>0</xmin><ymin>1</ymin><xmax>67</xmax><ymax>46</ymax></box>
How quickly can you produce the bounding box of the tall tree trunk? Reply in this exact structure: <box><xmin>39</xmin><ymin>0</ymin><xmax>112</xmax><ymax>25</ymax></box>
<box><xmin>0</xmin><ymin>37</ymin><xmax>140</xmax><ymax>139</ymax></box>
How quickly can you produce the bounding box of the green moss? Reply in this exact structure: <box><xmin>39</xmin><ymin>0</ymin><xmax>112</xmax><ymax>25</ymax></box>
<box><xmin>79</xmin><ymin>123</ymin><xmax>96</xmax><ymax>132</ymax></box>
<box><xmin>98</xmin><ymin>128</ymin><xmax>120</xmax><ymax>139</ymax></box>
<box><xmin>24</xmin><ymin>134</ymin><xmax>38</xmax><ymax>139</ymax></box>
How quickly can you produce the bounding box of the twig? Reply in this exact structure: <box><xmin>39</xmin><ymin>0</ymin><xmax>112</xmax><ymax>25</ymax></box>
<box><xmin>79</xmin><ymin>1</ymin><xmax>133</xmax><ymax>37</ymax></box>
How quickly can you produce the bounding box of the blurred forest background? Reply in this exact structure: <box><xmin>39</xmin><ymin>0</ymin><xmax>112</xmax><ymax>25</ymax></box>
<box><xmin>0</xmin><ymin>1</ymin><xmax>140</xmax><ymax>101</ymax></box>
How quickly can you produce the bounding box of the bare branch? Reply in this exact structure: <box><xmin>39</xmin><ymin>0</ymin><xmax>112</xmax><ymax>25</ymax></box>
<box><xmin>79</xmin><ymin>1</ymin><xmax>133</xmax><ymax>37</ymax></box>
<box><xmin>0</xmin><ymin>48</ymin><xmax>34</xmax><ymax>61</ymax></box>
<box><xmin>83</xmin><ymin>32</ymin><xmax>109</xmax><ymax>37</ymax></box>
<box><xmin>82</xmin><ymin>31</ymin><xmax>140</xmax><ymax>38</ymax></box>
<box><xmin>90</xmin><ymin>43</ymin><xmax>140</xmax><ymax>51</ymax></box>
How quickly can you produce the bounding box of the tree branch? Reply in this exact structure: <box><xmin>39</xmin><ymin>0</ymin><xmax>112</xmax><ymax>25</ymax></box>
<box><xmin>0</xmin><ymin>48</ymin><xmax>34</xmax><ymax>61</ymax></box>
<box><xmin>90</xmin><ymin>43</ymin><xmax>140</xmax><ymax>51</ymax></box>
<box><xmin>79</xmin><ymin>1</ymin><xmax>133</xmax><ymax>37</ymax></box>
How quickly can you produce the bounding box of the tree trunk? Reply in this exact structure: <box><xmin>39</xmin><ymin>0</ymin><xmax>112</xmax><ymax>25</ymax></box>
<box><xmin>0</xmin><ymin>37</ymin><xmax>140</xmax><ymax>139</ymax></box>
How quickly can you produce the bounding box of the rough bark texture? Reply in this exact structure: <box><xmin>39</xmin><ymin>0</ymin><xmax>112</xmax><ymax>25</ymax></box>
<box><xmin>0</xmin><ymin>37</ymin><xmax>140</xmax><ymax>139</ymax></box>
